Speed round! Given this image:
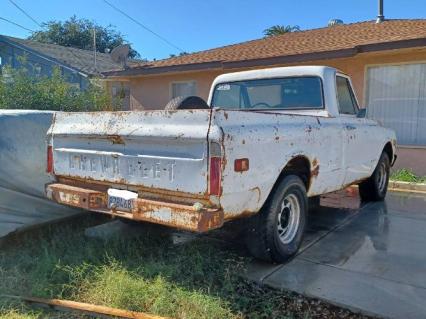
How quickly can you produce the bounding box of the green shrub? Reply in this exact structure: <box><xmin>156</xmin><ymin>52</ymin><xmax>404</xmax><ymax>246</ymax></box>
<box><xmin>0</xmin><ymin>66</ymin><xmax>121</xmax><ymax>112</ymax></box>
<box><xmin>390</xmin><ymin>168</ymin><xmax>426</xmax><ymax>183</ymax></box>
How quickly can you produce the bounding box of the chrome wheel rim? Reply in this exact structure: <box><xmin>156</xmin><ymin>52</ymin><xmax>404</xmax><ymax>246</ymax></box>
<box><xmin>277</xmin><ymin>193</ymin><xmax>300</xmax><ymax>244</ymax></box>
<box><xmin>377</xmin><ymin>161</ymin><xmax>387</xmax><ymax>193</ymax></box>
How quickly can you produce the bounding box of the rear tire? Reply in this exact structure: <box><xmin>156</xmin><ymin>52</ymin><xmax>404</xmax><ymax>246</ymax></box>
<box><xmin>308</xmin><ymin>195</ymin><xmax>321</xmax><ymax>213</ymax></box>
<box><xmin>245</xmin><ymin>175</ymin><xmax>307</xmax><ymax>263</ymax></box>
<box><xmin>164</xmin><ymin>96</ymin><xmax>209</xmax><ymax>110</ymax></box>
<box><xmin>359</xmin><ymin>152</ymin><xmax>390</xmax><ymax>202</ymax></box>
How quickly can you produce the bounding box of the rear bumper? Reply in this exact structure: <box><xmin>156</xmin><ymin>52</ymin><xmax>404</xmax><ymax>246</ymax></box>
<box><xmin>46</xmin><ymin>183</ymin><xmax>224</xmax><ymax>232</ymax></box>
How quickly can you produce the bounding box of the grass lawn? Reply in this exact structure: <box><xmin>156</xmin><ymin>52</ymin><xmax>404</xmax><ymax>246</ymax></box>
<box><xmin>390</xmin><ymin>168</ymin><xmax>426</xmax><ymax>183</ymax></box>
<box><xmin>0</xmin><ymin>216</ymin><xmax>369</xmax><ymax>319</ymax></box>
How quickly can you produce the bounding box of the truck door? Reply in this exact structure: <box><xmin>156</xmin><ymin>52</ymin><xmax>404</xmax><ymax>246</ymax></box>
<box><xmin>336</xmin><ymin>75</ymin><xmax>376</xmax><ymax>185</ymax></box>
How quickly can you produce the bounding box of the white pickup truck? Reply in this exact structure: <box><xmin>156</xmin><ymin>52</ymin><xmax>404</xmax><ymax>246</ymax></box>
<box><xmin>45</xmin><ymin>66</ymin><xmax>396</xmax><ymax>262</ymax></box>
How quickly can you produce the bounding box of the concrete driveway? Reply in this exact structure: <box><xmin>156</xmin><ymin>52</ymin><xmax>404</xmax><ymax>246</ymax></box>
<box><xmin>246</xmin><ymin>190</ymin><xmax>426</xmax><ymax>319</ymax></box>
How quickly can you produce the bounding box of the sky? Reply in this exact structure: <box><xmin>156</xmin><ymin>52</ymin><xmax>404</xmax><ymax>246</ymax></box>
<box><xmin>1</xmin><ymin>0</ymin><xmax>425</xmax><ymax>61</ymax></box>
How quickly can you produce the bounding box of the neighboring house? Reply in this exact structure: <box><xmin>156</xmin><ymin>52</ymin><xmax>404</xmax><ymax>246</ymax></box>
<box><xmin>0</xmin><ymin>35</ymin><xmax>135</xmax><ymax>109</ymax></box>
<box><xmin>104</xmin><ymin>19</ymin><xmax>426</xmax><ymax>174</ymax></box>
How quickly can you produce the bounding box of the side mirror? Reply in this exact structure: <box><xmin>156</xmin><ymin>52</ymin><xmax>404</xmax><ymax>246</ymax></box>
<box><xmin>357</xmin><ymin>108</ymin><xmax>366</xmax><ymax>118</ymax></box>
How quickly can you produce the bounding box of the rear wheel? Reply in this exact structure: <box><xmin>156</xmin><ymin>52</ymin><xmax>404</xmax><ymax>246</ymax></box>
<box><xmin>359</xmin><ymin>152</ymin><xmax>390</xmax><ymax>202</ymax></box>
<box><xmin>245</xmin><ymin>175</ymin><xmax>307</xmax><ymax>263</ymax></box>
<box><xmin>164</xmin><ymin>96</ymin><xmax>209</xmax><ymax>110</ymax></box>
<box><xmin>308</xmin><ymin>195</ymin><xmax>321</xmax><ymax>213</ymax></box>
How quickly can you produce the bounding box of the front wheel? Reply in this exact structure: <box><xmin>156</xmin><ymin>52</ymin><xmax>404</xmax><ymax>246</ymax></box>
<box><xmin>245</xmin><ymin>175</ymin><xmax>307</xmax><ymax>263</ymax></box>
<box><xmin>359</xmin><ymin>152</ymin><xmax>390</xmax><ymax>202</ymax></box>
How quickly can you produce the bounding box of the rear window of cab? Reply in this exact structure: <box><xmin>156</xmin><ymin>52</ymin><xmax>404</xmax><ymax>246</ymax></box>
<box><xmin>211</xmin><ymin>76</ymin><xmax>324</xmax><ymax>110</ymax></box>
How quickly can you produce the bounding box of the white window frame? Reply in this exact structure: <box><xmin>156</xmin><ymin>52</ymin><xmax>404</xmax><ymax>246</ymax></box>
<box><xmin>336</xmin><ymin>73</ymin><xmax>360</xmax><ymax>117</ymax></box>
<box><xmin>364</xmin><ymin>61</ymin><xmax>426</xmax><ymax>147</ymax></box>
<box><xmin>169</xmin><ymin>80</ymin><xmax>197</xmax><ymax>99</ymax></box>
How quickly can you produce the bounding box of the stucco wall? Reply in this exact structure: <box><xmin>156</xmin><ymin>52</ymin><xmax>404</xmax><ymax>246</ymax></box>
<box><xmin>126</xmin><ymin>71</ymin><xmax>223</xmax><ymax>110</ymax></box>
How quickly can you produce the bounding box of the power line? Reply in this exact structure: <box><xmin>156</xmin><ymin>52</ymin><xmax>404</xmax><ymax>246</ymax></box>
<box><xmin>102</xmin><ymin>0</ymin><xmax>184</xmax><ymax>53</ymax></box>
<box><xmin>0</xmin><ymin>16</ymin><xmax>34</xmax><ymax>32</ymax></box>
<box><xmin>8</xmin><ymin>0</ymin><xmax>42</xmax><ymax>28</ymax></box>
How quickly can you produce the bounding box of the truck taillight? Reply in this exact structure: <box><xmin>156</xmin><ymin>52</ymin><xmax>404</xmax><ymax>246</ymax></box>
<box><xmin>209</xmin><ymin>157</ymin><xmax>222</xmax><ymax>196</ymax></box>
<box><xmin>209</xmin><ymin>142</ymin><xmax>222</xmax><ymax>196</ymax></box>
<box><xmin>46</xmin><ymin>145</ymin><xmax>54</xmax><ymax>173</ymax></box>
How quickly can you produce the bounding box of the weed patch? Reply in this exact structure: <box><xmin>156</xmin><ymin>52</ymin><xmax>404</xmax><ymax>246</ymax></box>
<box><xmin>390</xmin><ymin>168</ymin><xmax>426</xmax><ymax>183</ymax></box>
<box><xmin>0</xmin><ymin>217</ymin><xmax>370</xmax><ymax>318</ymax></box>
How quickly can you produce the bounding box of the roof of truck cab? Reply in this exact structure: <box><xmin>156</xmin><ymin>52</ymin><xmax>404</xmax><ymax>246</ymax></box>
<box><xmin>211</xmin><ymin>66</ymin><xmax>337</xmax><ymax>84</ymax></box>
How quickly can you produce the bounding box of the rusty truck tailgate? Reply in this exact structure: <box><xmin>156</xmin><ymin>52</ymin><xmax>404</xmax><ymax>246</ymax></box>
<box><xmin>48</xmin><ymin>110</ymin><xmax>212</xmax><ymax>195</ymax></box>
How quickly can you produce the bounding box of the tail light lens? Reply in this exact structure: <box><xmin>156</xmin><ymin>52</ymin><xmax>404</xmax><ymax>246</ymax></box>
<box><xmin>209</xmin><ymin>142</ymin><xmax>222</xmax><ymax>196</ymax></box>
<box><xmin>209</xmin><ymin>157</ymin><xmax>222</xmax><ymax>195</ymax></box>
<box><xmin>234</xmin><ymin>158</ymin><xmax>249</xmax><ymax>172</ymax></box>
<box><xmin>46</xmin><ymin>145</ymin><xmax>54</xmax><ymax>173</ymax></box>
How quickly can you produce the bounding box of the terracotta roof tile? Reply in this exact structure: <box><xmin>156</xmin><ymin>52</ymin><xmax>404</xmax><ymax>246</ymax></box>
<box><xmin>116</xmin><ymin>19</ymin><xmax>426</xmax><ymax>75</ymax></box>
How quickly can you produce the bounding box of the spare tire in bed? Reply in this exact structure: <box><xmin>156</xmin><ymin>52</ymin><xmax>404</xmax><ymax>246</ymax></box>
<box><xmin>165</xmin><ymin>96</ymin><xmax>209</xmax><ymax>110</ymax></box>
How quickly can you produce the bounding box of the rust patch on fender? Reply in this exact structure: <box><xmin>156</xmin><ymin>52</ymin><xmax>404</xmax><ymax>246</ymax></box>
<box><xmin>311</xmin><ymin>158</ymin><xmax>319</xmax><ymax>178</ymax></box>
<box><xmin>107</xmin><ymin>135</ymin><xmax>125</xmax><ymax>145</ymax></box>
<box><xmin>198</xmin><ymin>210</ymin><xmax>224</xmax><ymax>232</ymax></box>
<box><xmin>224</xmin><ymin>210</ymin><xmax>257</xmax><ymax>220</ymax></box>
<box><xmin>250</xmin><ymin>186</ymin><xmax>261</xmax><ymax>202</ymax></box>
<box><xmin>311</xmin><ymin>165</ymin><xmax>320</xmax><ymax>177</ymax></box>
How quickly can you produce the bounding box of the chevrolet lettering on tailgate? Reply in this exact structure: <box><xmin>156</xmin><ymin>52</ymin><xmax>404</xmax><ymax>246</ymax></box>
<box><xmin>66</xmin><ymin>152</ymin><xmax>176</xmax><ymax>181</ymax></box>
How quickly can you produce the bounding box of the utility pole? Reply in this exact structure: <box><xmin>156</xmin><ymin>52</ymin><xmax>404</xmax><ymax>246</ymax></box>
<box><xmin>93</xmin><ymin>28</ymin><xmax>97</xmax><ymax>73</ymax></box>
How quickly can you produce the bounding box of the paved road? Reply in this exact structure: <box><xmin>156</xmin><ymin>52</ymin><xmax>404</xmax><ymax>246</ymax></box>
<box><xmin>246</xmin><ymin>191</ymin><xmax>426</xmax><ymax>319</ymax></box>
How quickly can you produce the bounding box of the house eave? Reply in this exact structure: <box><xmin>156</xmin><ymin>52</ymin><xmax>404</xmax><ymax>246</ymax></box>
<box><xmin>103</xmin><ymin>37</ymin><xmax>426</xmax><ymax>78</ymax></box>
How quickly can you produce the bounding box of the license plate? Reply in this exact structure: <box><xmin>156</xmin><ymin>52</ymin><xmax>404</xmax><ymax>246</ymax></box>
<box><xmin>107</xmin><ymin>189</ymin><xmax>138</xmax><ymax>212</ymax></box>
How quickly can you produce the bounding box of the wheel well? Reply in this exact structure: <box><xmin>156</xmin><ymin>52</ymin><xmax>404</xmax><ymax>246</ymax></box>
<box><xmin>277</xmin><ymin>156</ymin><xmax>311</xmax><ymax>191</ymax></box>
<box><xmin>383</xmin><ymin>142</ymin><xmax>393</xmax><ymax>163</ymax></box>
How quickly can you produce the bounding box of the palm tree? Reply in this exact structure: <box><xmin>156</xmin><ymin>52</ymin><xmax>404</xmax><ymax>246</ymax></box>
<box><xmin>263</xmin><ymin>25</ymin><xmax>301</xmax><ymax>37</ymax></box>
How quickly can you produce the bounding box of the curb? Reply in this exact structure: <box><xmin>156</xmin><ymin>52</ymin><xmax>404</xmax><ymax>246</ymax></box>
<box><xmin>388</xmin><ymin>180</ymin><xmax>426</xmax><ymax>194</ymax></box>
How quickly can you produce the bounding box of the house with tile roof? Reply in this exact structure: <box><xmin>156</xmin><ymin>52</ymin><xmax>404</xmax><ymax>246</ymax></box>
<box><xmin>0</xmin><ymin>35</ymin><xmax>127</xmax><ymax>89</ymax></box>
<box><xmin>104</xmin><ymin>19</ymin><xmax>426</xmax><ymax>174</ymax></box>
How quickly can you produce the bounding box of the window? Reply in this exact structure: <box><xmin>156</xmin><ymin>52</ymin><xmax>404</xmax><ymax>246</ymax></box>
<box><xmin>366</xmin><ymin>63</ymin><xmax>426</xmax><ymax>146</ymax></box>
<box><xmin>111</xmin><ymin>82</ymin><xmax>131</xmax><ymax>110</ymax></box>
<box><xmin>211</xmin><ymin>76</ymin><xmax>323</xmax><ymax>109</ymax></box>
<box><xmin>171</xmin><ymin>81</ymin><xmax>197</xmax><ymax>99</ymax></box>
<box><xmin>336</xmin><ymin>76</ymin><xmax>358</xmax><ymax>115</ymax></box>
